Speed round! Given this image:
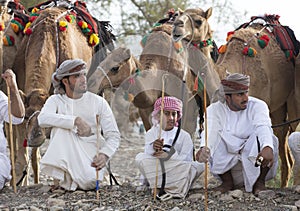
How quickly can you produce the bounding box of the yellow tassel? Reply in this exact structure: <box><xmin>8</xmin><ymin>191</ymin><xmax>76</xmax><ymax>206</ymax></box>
<box><xmin>89</xmin><ymin>33</ymin><xmax>99</xmax><ymax>45</ymax></box>
<box><xmin>59</xmin><ymin>21</ymin><xmax>68</xmax><ymax>27</ymax></box>
<box><xmin>31</xmin><ymin>8</ymin><xmax>39</xmax><ymax>13</ymax></box>
<box><xmin>3</xmin><ymin>37</ymin><xmax>8</xmax><ymax>45</ymax></box>
<box><xmin>23</xmin><ymin>22</ymin><xmax>31</xmax><ymax>33</ymax></box>
<box><xmin>81</xmin><ymin>21</ymin><xmax>88</xmax><ymax>29</ymax></box>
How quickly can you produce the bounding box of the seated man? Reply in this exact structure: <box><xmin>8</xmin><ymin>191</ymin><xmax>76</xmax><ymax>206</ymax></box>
<box><xmin>38</xmin><ymin>59</ymin><xmax>120</xmax><ymax>191</ymax></box>
<box><xmin>196</xmin><ymin>73</ymin><xmax>278</xmax><ymax>195</ymax></box>
<box><xmin>0</xmin><ymin>69</ymin><xmax>25</xmax><ymax>190</ymax></box>
<box><xmin>288</xmin><ymin>123</ymin><xmax>300</xmax><ymax>186</ymax></box>
<box><xmin>135</xmin><ymin>96</ymin><xmax>204</xmax><ymax>199</ymax></box>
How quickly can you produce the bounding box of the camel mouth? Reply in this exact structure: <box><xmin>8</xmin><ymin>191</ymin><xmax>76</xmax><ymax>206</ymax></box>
<box><xmin>27</xmin><ymin>136</ymin><xmax>46</xmax><ymax>147</ymax></box>
<box><xmin>172</xmin><ymin>34</ymin><xmax>182</xmax><ymax>42</ymax></box>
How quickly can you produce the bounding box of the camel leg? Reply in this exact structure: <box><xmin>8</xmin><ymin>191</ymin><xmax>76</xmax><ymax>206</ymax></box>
<box><xmin>31</xmin><ymin>147</ymin><xmax>40</xmax><ymax>184</ymax></box>
<box><xmin>271</xmin><ymin>105</ymin><xmax>291</xmax><ymax>187</ymax></box>
<box><xmin>138</xmin><ymin>107</ymin><xmax>154</xmax><ymax>132</ymax></box>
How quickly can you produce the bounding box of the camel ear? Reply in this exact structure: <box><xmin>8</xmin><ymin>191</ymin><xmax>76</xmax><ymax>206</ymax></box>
<box><xmin>178</xmin><ymin>8</ymin><xmax>184</xmax><ymax>14</ymax></box>
<box><xmin>205</xmin><ymin>7</ymin><xmax>213</xmax><ymax>19</ymax></box>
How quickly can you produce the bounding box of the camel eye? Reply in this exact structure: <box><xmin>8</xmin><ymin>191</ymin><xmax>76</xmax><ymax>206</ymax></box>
<box><xmin>194</xmin><ymin>19</ymin><xmax>202</xmax><ymax>26</ymax></box>
<box><xmin>110</xmin><ymin>67</ymin><xmax>119</xmax><ymax>73</ymax></box>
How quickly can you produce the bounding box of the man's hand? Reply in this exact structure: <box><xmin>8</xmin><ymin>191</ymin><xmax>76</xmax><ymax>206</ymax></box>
<box><xmin>196</xmin><ymin>147</ymin><xmax>210</xmax><ymax>163</ymax></box>
<box><xmin>75</xmin><ymin>117</ymin><xmax>92</xmax><ymax>137</ymax></box>
<box><xmin>153</xmin><ymin>150</ymin><xmax>168</xmax><ymax>159</ymax></box>
<box><xmin>2</xmin><ymin>69</ymin><xmax>18</xmax><ymax>92</ymax></box>
<box><xmin>153</xmin><ymin>138</ymin><xmax>163</xmax><ymax>152</ymax></box>
<box><xmin>91</xmin><ymin>153</ymin><xmax>108</xmax><ymax>171</ymax></box>
<box><xmin>257</xmin><ymin>146</ymin><xmax>274</xmax><ymax>168</ymax></box>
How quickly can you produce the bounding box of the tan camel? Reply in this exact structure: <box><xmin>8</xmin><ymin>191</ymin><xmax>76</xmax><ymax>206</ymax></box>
<box><xmin>132</xmin><ymin>7</ymin><xmax>220</xmax><ymax>137</ymax></box>
<box><xmin>215</xmin><ymin>24</ymin><xmax>300</xmax><ymax>187</ymax></box>
<box><xmin>11</xmin><ymin>6</ymin><xmax>106</xmax><ymax>185</ymax></box>
<box><xmin>87</xmin><ymin>47</ymin><xmax>141</xmax><ymax>94</ymax></box>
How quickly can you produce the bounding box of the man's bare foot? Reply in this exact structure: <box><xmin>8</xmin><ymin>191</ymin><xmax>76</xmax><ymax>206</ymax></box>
<box><xmin>252</xmin><ymin>180</ymin><xmax>266</xmax><ymax>196</ymax></box>
<box><xmin>212</xmin><ymin>183</ymin><xmax>234</xmax><ymax>193</ymax></box>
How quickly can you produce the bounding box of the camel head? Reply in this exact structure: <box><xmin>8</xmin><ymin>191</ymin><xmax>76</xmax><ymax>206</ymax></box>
<box><xmin>24</xmin><ymin>88</ymin><xmax>50</xmax><ymax>147</ymax></box>
<box><xmin>87</xmin><ymin>47</ymin><xmax>141</xmax><ymax>95</ymax></box>
<box><xmin>0</xmin><ymin>0</ymin><xmax>8</xmax><ymax>11</ymax></box>
<box><xmin>172</xmin><ymin>7</ymin><xmax>213</xmax><ymax>43</ymax></box>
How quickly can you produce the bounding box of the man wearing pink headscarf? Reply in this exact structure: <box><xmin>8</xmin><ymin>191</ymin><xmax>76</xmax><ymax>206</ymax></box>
<box><xmin>196</xmin><ymin>73</ymin><xmax>278</xmax><ymax>196</ymax></box>
<box><xmin>135</xmin><ymin>96</ymin><xmax>204</xmax><ymax>200</ymax></box>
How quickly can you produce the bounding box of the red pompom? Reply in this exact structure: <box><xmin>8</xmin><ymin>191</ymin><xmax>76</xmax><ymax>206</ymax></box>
<box><xmin>23</xmin><ymin>139</ymin><xmax>27</xmax><ymax>147</ymax></box>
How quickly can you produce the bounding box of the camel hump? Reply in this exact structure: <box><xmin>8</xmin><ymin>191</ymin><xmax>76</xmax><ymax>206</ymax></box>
<box><xmin>236</xmin><ymin>14</ymin><xmax>300</xmax><ymax>63</ymax></box>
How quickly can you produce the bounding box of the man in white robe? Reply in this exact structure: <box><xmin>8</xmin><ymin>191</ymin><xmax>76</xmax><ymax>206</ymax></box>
<box><xmin>135</xmin><ymin>96</ymin><xmax>204</xmax><ymax>199</ymax></box>
<box><xmin>288</xmin><ymin>123</ymin><xmax>300</xmax><ymax>186</ymax></box>
<box><xmin>0</xmin><ymin>69</ymin><xmax>25</xmax><ymax>190</ymax></box>
<box><xmin>196</xmin><ymin>73</ymin><xmax>278</xmax><ymax>195</ymax></box>
<box><xmin>38</xmin><ymin>59</ymin><xmax>120</xmax><ymax>191</ymax></box>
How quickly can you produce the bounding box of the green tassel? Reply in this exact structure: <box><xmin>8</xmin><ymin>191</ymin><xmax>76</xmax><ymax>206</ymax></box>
<box><xmin>257</xmin><ymin>39</ymin><xmax>266</xmax><ymax>48</ymax></box>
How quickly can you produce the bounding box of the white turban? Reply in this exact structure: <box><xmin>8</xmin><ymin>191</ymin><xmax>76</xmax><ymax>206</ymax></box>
<box><xmin>52</xmin><ymin>59</ymin><xmax>87</xmax><ymax>94</ymax></box>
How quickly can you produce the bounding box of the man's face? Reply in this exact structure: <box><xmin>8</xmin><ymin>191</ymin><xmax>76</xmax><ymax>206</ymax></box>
<box><xmin>64</xmin><ymin>72</ymin><xmax>87</xmax><ymax>96</ymax></box>
<box><xmin>225</xmin><ymin>91</ymin><xmax>249</xmax><ymax>111</ymax></box>
<box><xmin>162</xmin><ymin>109</ymin><xmax>178</xmax><ymax>131</ymax></box>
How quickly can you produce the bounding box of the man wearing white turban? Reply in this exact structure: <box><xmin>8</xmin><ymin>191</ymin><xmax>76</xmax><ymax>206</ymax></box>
<box><xmin>288</xmin><ymin>123</ymin><xmax>300</xmax><ymax>186</ymax></box>
<box><xmin>196</xmin><ymin>73</ymin><xmax>278</xmax><ymax>195</ymax></box>
<box><xmin>38</xmin><ymin>59</ymin><xmax>120</xmax><ymax>191</ymax></box>
<box><xmin>135</xmin><ymin>96</ymin><xmax>204</xmax><ymax>200</ymax></box>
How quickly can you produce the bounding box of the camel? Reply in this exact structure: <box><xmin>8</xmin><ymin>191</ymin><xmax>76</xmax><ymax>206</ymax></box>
<box><xmin>131</xmin><ymin>7</ymin><xmax>220</xmax><ymax>138</ymax></box>
<box><xmin>11</xmin><ymin>5</ymin><xmax>115</xmax><ymax>185</ymax></box>
<box><xmin>87</xmin><ymin>47</ymin><xmax>143</xmax><ymax>138</ymax></box>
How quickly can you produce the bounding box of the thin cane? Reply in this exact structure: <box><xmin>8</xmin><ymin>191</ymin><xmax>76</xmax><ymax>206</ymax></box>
<box><xmin>202</xmin><ymin>73</ymin><xmax>208</xmax><ymax>211</ymax></box>
<box><xmin>154</xmin><ymin>75</ymin><xmax>166</xmax><ymax>200</ymax></box>
<box><xmin>6</xmin><ymin>83</ymin><xmax>17</xmax><ymax>193</ymax></box>
<box><xmin>95</xmin><ymin>115</ymin><xmax>100</xmax><ymax>201</ymax></box>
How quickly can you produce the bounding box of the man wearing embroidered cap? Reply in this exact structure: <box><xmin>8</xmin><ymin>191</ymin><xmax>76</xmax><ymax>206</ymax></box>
<box><xmin>135</xmin><ymin>96</ymin><xmax>204</xmax><ymax>199</ymax></box>
<box><xmin>38</xmin><ymin>59</ymin><xmax>120</xmax><ymax>191</ymax></box>
<box><xmin>288</xmin><ymin>123</ymin><xmax>300</xmax><ymax>186</ymax></box>
<box><xmin>196</xmin><ymin>72</ymin><xmax>279</xmax><ymax>196</ymax></box>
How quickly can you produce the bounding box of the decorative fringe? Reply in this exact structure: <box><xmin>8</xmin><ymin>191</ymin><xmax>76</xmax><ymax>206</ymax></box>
<box><xmin>218</xmin><ymin>44</ymin><xmax>227</xmax><ymax>54</ymax></box>
<box><xmin>59</xmin><ymin>21</ymin><xmax>68</xmax><ymax>31</ymax></box>
<box><xmin>89</xmin><ymin>33</ymin><xmax>100</xmax><ymax>46</ymax></box>
<box><xmin>23</xmin><ymin>22</ymin><xmax>32</xmax><ymax>35</ymax></box>
<box><xmin>123</xmin><ymin>91</ymin><xmax>134</xmax><ymax>102</ymax></box>
<box><xmin>285</xmin><ymin>50</ymin><xmax>294</xmax><ymax>61</ymax></box>
<box><xmin>65</xmin><ymin>14</ymin><xmax>75</xmax><ymax>23</ymax></box>
<box><xmin>11</xmin><ymin>18</ymin><xmax>24</xmax><ymax>33</ymax></box>
<box><xmin>226</xmin><ymin>31</ymin><xmax>235</xmax><ymax>41</ymax></box>
<box><xmin>174</xmin><ymin>41</ymin><xmax>183</xmax><ymax>53</ymax></box>
<box><xmin>242</xmin><ymin>46</ymin><xmax>257</xmax><ymax>57</ymax></box>
<box><xmin>3</xmin><ymin>35</ymin><xmax>15</xmax><ymax>46</ymax></box>
<box><xmin>0</xmin><ymin>21</ymin><xmax>4</xmax><ymax>31</ymax></box>
<box><xmin>257</xmin><ymin>35</ymin><xmax>270</xmax><ymax>48</ymax></box>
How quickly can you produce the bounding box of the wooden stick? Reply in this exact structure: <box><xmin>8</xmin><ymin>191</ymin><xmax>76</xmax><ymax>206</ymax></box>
<box><xmin>7</xmin><ymin>83</ymin><xmax>17</xmax><ymax>193</ymax></box>
<box><xmin>154</xmin><ymin>76</ymin><xmax>166</xmax><ymax>200</ymax></box>
<box><xmin>202</xmin><ymin>74</ymin><xmax>208</xmax><ymax>211</ymax></box>
<box><xmin>95</xmin><ymin>115</ymin><xmax>100</xmax><ymax>201</ymax></box>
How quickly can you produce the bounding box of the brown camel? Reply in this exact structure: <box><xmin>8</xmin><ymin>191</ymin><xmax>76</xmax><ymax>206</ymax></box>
<box><xmin>215</xmin><ymin>23</ymin><xmax>300</xmax><ymax>187</ymax></box>
<box><xmin>132</xmin><ymin>7</ymin><xmax>220</xmax><ymax>137</ymax></box>
<box><xmin>11</xmin><ymin>6</ymin><xmax>115</xmax><ymax>185</ymax></box>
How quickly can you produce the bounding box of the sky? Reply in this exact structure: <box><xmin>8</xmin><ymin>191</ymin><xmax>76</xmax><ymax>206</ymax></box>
<box><xmin>214</xmin><ymin>0</ymin><xmax>299</xmax><ymax>44</ymax></box>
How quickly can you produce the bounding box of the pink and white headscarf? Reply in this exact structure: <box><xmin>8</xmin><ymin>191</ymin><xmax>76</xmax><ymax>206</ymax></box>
<box><xmin>151</xmin><ymin>96</ymin><xmax>183</xmax><ymax>126</ymax></box>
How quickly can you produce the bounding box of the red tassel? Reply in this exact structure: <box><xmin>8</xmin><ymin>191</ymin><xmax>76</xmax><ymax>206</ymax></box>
<box><xmin>23</xmin><ymin>139</ymin><xmax>27</xmax><ymax>147</ymax></box>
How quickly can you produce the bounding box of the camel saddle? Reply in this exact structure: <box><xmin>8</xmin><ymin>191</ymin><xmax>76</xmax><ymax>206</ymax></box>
<box><xmin>237</xmin><ymin>14</ymin><xmax>300</xmax><ymax>64</ymax></box>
